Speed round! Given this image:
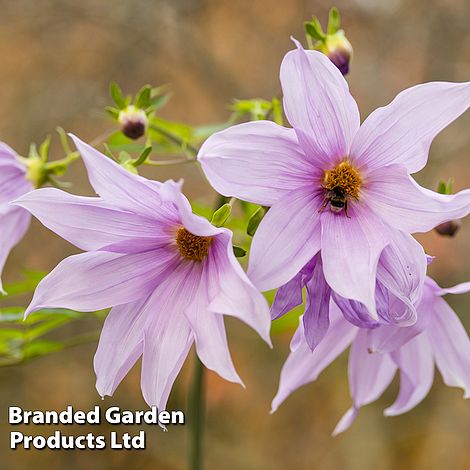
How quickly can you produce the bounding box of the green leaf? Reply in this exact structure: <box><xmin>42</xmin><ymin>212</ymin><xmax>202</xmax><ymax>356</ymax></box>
<box><xmin>24</xmin><ymin>317</ymin><xmax>73</xmax><ymax>342</ymax></box>
<box><xmin>247</xmin><ymin>206</ymin><xmax>266</xmax><ymax>236</ymax></box>
<box><xmin>135</xmin><ymin>85</ymin><xmax>152</xmax><ymax>109</ymax></box>
<box><xmin>106</xmin><ymin>131</ymin><xmax>149</xmax><ymax>154</ymax></box>
<box><xmin>147</xmin><ymin>93</ymin><xmax>171</xmax><ymax>112</ymax></box>
<box><xmin>327</xmin><ymin>7</ymin><xmax>341</xmax><ymax>35</ymax></box>
<box><xmin>110</xmin><ymin>82</ymin><xmax>126</xmax><ymax>109</ymax></box>
<box><xmin>22</xmin><ymin>340</ymin><xmax>64</xmax><ymax>360</ymax></box>
<box><xmin>3</xmin><ymin>271</ymin><xmax>46</xmax><ymax>296</ymax></box>
<box><xmin>233</xmin><ymin>245</ymin><xmax>247</xmax><ymax>258</ymax></box>
<box><xmin>271</xmin><ymin>98</ymin><xmax>283</xmax><ymax>126</ymax></box>
<box><xmin>211</xmin><ymin>203</ymin><xmax>232</xmax><ymax>227</ymax></box>
<box><xmin>0</xmin><ymin>308</ymin><xmax>24</xmax><ymax>322</ymax></box>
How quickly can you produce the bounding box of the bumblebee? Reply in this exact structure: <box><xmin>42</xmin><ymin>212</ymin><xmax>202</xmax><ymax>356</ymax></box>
<box><xmin>320</xmin><ymin>186</ymin><xmax>350</xmax><ymax>215</ymax></box>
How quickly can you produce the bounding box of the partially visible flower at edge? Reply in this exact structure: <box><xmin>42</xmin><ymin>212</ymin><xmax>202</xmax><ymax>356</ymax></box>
<box><xmin>12</xmin><ymin>135</ymin><xmax>272</xmax><ymax>413</ymax></box>
<box><xmin>197</xmin><ymin>39</ymin><xmax>470</xmax><ymax>321</ymax></box>
<box><xmin>0</xmin><ymin>142</ymin><xmax>32</xmax><ymax>293</ymax></box>
<box><xmin>271</xmin><ymin>276</ymin><xmax>470</xmax><ymax>435</ymax></box>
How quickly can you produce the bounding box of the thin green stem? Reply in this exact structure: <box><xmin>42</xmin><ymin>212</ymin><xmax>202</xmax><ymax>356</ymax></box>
<box><xmin>145</xmin><ymin>157</ymin><xmax>196</xmax><ymax>166</ymax></box>
<box><xmin>46</xmin><ymin>128</ymin><xmax>118</xmax><ymax>172</ymax></box>
<box><xmin>149</xmin><ymin>123</ymin><xmax>199</xmax><ymax>156</ymax></box>
<box><xmin>188</xmin><ymin>355</ymin><xmax>205</xmax><ymax>470</ymax></box>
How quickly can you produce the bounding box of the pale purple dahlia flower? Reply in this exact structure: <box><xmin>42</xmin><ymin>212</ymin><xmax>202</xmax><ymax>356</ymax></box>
<box><xmin>0</xmin><ymin>142</ymin><xmax>32</xmax><ymax>293</ymax></box>
<box><xmin>271</xmin><ymin>276</ymin><xmax>470</xmax><ymax>435</ymax></box>
<box><xmin>198</xmin><ymin>39</ymin><xmax>470</xmax><ymax>318</ymax></box>
<box><xmin>272</xmin><ymin>229</ymin><xmax>427</xmax><ymax>350</ymax></box>
<box><xmin>13</xmin><ymin>136</ymin><xmax>271</xmax><ymax>411</ymax></box>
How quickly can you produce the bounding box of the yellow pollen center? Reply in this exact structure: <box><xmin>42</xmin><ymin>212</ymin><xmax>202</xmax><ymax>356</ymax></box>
<box><xmin>176</xmin><ymin>228</ymin><xmax>212</xmax><ymax>262</ymax></box>
<box><xmin>323</xmin><ymin>161</ymin><xmax>361</xmax><ymax>199</ymax></box>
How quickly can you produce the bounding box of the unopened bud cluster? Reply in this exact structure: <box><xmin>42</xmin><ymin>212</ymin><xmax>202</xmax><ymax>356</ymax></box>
<box><xmin>305</xmin><ymin>7</ymin><xmax>353</xmax><ymax>75</ymax></box>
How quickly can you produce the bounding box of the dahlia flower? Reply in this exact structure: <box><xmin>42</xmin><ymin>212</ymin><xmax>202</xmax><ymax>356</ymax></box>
<box><xmin>198</xmin><ymin>39</ymin><xmax>470</xmax><ymax>318</ymax></box>
<box><xmin>13</xmin><ymin>136</ymin><xmax>271</xmax><ymax>411</ymax></box>
<box><xmin>271</xmin><ymin>276</ymin><xmax>470</xmax><ymax>435</ymax></box>
<box><xmin>271</xmin><ymin>229</ymin><xmax>427</xmax><ymax>350</ymax></box>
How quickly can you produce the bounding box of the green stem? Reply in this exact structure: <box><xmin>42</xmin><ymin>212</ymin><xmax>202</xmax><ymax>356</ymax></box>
<box><xmin>188</xmin><ymin>355</ymin><xmax>205</xmax><ymax>470</ymax></box>
<box><xmin>46</xmin><ymin>128</ymin><xmax>118</xmax><ymax>172</ymax></box>
<box><xmin>145</xmin><ymin>157</ymin><xmax>196</xmax><ymax>166</ymax></box>
<box><xmin>149</xmin><ymin>123</ymin><xmax>199</xmax><ymax>156</ymax></box>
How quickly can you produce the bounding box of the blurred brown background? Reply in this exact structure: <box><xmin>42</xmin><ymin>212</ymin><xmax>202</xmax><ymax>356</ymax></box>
<box><xmin>2</xmin><ymin>0</ymin><xmax>470</xmax><ymax>469</ymax></box>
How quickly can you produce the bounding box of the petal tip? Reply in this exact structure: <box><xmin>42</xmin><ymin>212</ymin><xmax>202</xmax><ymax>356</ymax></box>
<box><xmin>289</xmin><ymin>36</ymin><xmax>303</xmax><ymax>51</ymax></box>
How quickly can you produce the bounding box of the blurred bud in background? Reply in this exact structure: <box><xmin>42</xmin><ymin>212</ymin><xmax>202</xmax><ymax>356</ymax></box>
<box><xmin>304</xmin><ymin>7</ymin><xmax>353</xmax><ymax>75</ymax></box>
<box><xmin>118</xmin><ymin>105</ymin><xmax>148</xmax><ymax>140</ymax></box>
<box><xmin>22</xmin><ymin>137</ymin><xmax>53</xmax><ymax>188</ymax></box>
<box><xmin>435</xmin><ymin>178</ymin><xmax>462</xmax><ymax>237</ymax></box>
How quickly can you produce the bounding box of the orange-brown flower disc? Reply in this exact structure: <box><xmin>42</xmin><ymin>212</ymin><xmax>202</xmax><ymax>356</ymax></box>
<box><xmin>323</xmin><ymin>160</ymin><xmax>361</xmax><ymax>199</ymax></box>
<box><xmin>176</xmin><ymin>228</ymin><xmax>212</xmax><ymax>262</ymax></box>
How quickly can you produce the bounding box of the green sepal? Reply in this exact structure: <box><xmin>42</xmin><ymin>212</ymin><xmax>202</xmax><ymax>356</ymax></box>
<box><xmin>110</xmin><ymin>82</ymin><xmax>126</xmax><ymax>109</ymax></box>
<box><xmin>305</xmin><ymin>17</ymin><xmax>326</xmax><ymax>42</ymax></box>
<box><xmin>105</xmin><ymin>106</ymin><xmax>120</xmax><ymax>120</ymax></box>
<box><xmin>327</xmin><ymin>7</ymin><xmax>341</xmax><ymax>35</ymax></box>
<box><xmin>39</xmin><ymin>135</ymin><xmax>51</xmax><ymax>162</ymax></box>
<box><xmin>135</xmin><ymin>84</ymin><xmax>152</xmax><ymax>109</ymax></box>
<box><xmin>211</xmin><ymin>203</ymin><xmax>232</xmax><ymax>227</ymax></box>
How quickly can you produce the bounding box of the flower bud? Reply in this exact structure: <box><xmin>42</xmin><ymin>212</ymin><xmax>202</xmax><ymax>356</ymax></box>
<box><xmin>316</xmin><ymin>30</ymin><xmax>353</xmax><ymax>75</ymax></box>
<box><xmin>118</xmin><ymin>105</ymin><xmax>148</xmax><ymax>140</ymax></box>
<box><xmin>434</xmin><ymin>219</ymin><xmax>462</xmax><ymax>237</ymax></box>
<box><xmin>24</xmin><ymin>156</ymin><xmax>49</xmax><ymax>188</ymax></box>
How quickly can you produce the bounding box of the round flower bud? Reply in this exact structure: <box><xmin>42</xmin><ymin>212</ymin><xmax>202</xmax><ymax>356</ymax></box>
<box><xmin>317</xmin><ymin>30</ymin><xmax>353</xmax><ymax>75</ymax></box>
<box><xmin>118</xmin><ymin>105</ymin><xmax>148</xmax><ymax>140</ymax></box>
<box><xmin>25</xmin><ymin>157</ymin><xmax>49</xmax><ymax>188</ymax></box>
<box><xmin>434</xmin><ymin>219</ymin><xmax>462</xmax><ymax>237</ymax></box>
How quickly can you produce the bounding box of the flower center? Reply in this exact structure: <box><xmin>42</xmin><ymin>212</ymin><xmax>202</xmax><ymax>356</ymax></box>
<box><xmin>176</xmin><ymin>228</ymin><xmax>212</xmax><ymax>262</ymax></box>
<box><xmin>323</xmin><ymin>160</ymin><xmax>361</xmax><ymax>199</ymax></box>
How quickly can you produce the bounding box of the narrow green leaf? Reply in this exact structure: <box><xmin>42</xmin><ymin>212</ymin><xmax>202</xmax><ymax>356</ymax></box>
<box><xmin>132</xmin><ymin>146</ymin><xmax>152</xmax><ymax>167</ymax></box>
<box><xmin>147</xmin><ymin>93</ymin><xmax>171</xmax><ymax>111</ymax></box>
<box><xmin>247</xmin><ymin>206</ymin><xmax>266</xmax><ymax>236</ymax></box>
<box><xmin>135</xmin><ymin>85</ymin><xmax>152</xmax><ymax>109</ymax></box>
<box><xmin>24</xmin><ymin>317</ymin><xmax>73</xmax><ymax>341</ymax></box>
<box><xmin>211</xmin><ymin>203</ymin><xmax>232</xmax><ymax>227</ymax></box>
<box><xmin>233</xmin><ymin>246</ymin><xmax>247</xmax><ymax>258</ymax></box>
<box><xmin>22</xmin><ymin>340</ymin><xmax>64</xmax><ymax>360</ymax></box>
